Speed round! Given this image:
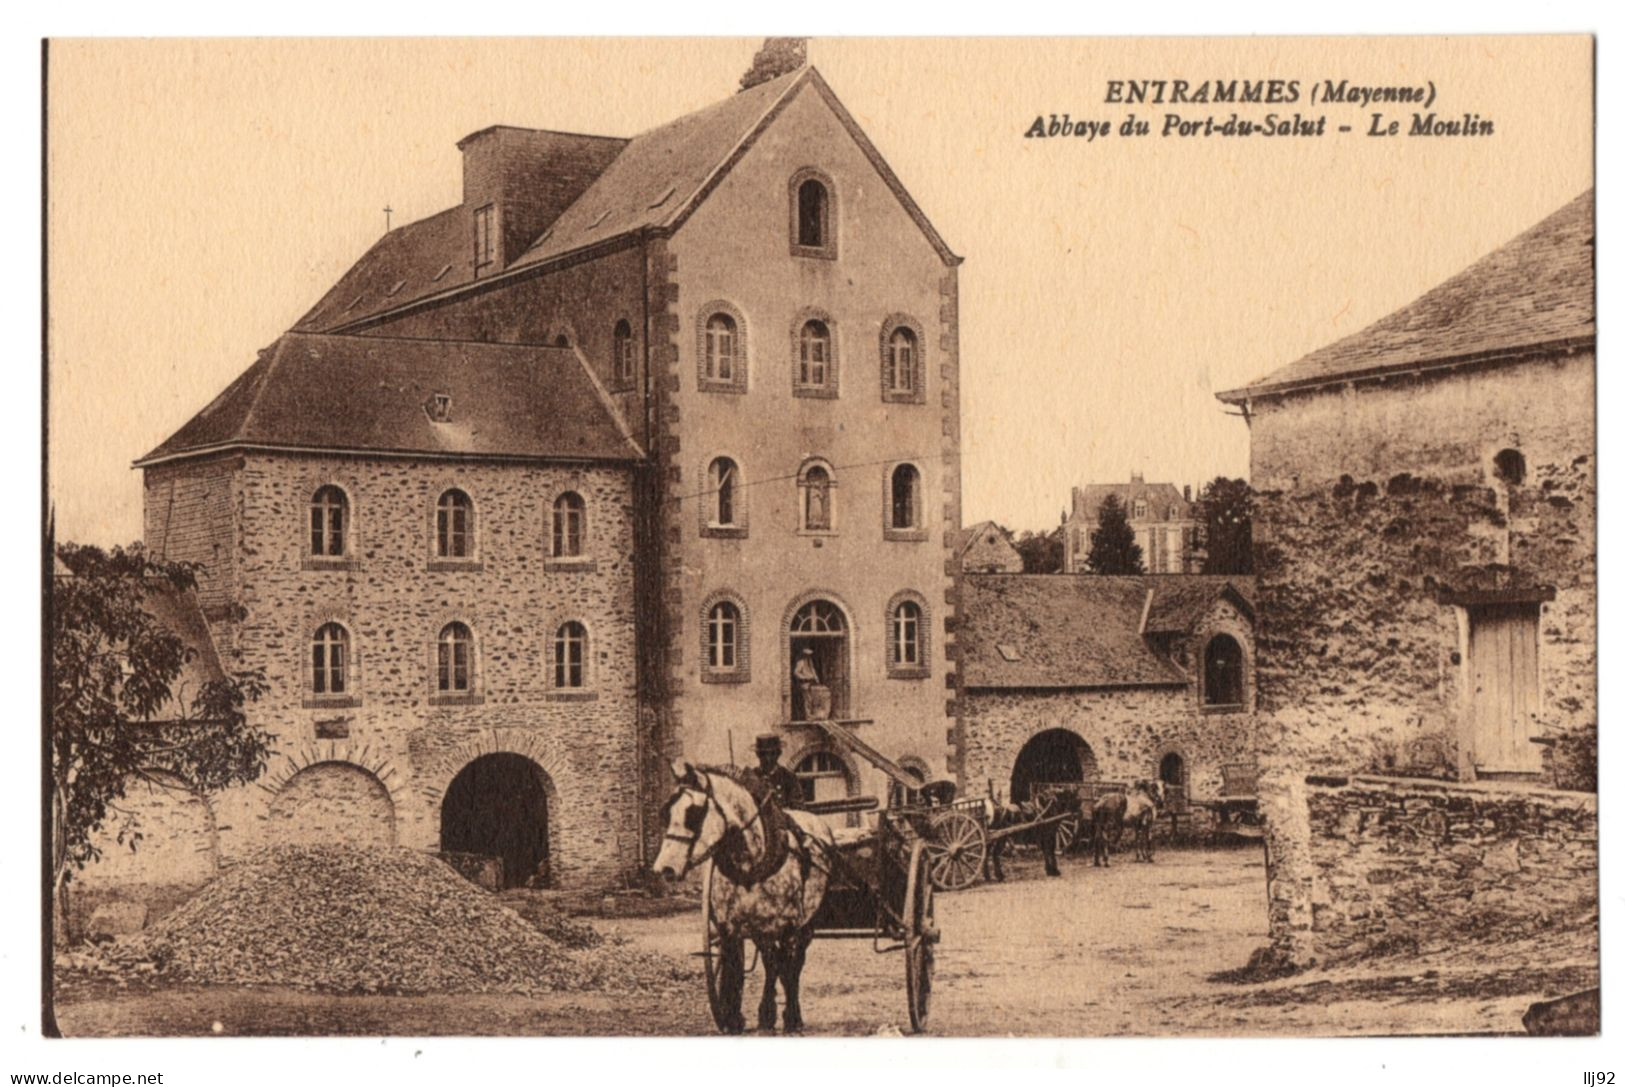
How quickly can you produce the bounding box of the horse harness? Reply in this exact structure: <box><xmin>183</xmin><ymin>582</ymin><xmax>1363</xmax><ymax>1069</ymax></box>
<box><xmin>665</xmin><ymin>773</ymin><xmax>808</xmax><ymax>888</ymax></box>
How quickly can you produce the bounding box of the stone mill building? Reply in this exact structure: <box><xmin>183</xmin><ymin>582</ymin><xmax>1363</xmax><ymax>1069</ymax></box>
<box><xmin>92</xmin><ymin>63</ymin><xmax>964</xmax><ymax>907</ymax></box>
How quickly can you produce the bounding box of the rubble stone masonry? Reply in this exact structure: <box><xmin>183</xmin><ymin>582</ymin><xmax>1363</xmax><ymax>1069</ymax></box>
<box><xmin>1246</xmin><ymin>348</ymin><xmax>1595</xmax><ymax>960</ymax></box>
<box><xmin>139</xmin><ymin>451</ymin><xmax>642</xmax><ymax>892</ymax></box>
<box><xmin>1302</xmin><ymin>775</ymin><xmax>1597</xmax><ymax>964</ymax></box>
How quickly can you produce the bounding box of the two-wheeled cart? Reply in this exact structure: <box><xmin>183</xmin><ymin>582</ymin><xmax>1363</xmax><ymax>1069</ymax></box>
<box><xmin>698</xmin><ymin>798</ymin><xmax>939</xmax><ymax>1032</ymax></box>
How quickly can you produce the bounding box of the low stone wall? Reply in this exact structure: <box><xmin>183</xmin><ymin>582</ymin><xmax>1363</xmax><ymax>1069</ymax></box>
<box><xmin>1302</xmin><ymin>774</ymin><xmax>1597</xmax><ymax>963</ymax></box>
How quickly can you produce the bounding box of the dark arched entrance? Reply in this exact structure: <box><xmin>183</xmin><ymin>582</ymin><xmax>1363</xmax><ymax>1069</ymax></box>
<box><xmin>440</xmin><ymin>753</ymin><xmax>550</xmax><ymax>889</ymax></box>
<box><xmin>1010</xmin><ymin>729</ymin><xmax>1097</xmax><ymax>803</ymax></box>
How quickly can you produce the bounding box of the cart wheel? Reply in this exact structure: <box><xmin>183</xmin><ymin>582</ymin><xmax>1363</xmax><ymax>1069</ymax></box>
<box><xmin>1055</xmin><ymin>812</ymin><xmax>1082</xmax><ymax>854</ymax></box>
<box><xmin>904</xmin><ymin>839</ymin><xmax>936</xmax><ymax>1033</ymax></box>
<box><xmin>924</xmin><ymin>808</ymin><xmax>986</xmax><ymax>892</ymax></box>
<box><xmin>700</xmin><ymin>860</ymin><xmax>740</xmax><ymax>1032</ymax></box>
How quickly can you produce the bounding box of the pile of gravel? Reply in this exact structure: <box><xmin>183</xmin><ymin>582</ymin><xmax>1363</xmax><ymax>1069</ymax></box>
<box><xmin>64</xmin><ymin>846</ymin><xmax>695</xmax><ymax>996</ymax></box>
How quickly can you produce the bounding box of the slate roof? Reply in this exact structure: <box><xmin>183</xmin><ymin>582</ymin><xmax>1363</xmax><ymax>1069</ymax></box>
<box><xmin>1142</xmin><ymin>576</ymin><xmax>1255</xmax><ymax>634</ymax></box>
<box><xmin>136</xmin><ymin>333</ymin><xmax>643</xmax><ymax>466</ymax></box>
<box><xmin>508</xmin><ymin>69</ymin><xmax>807</xmax><ymax>270</ymax></box>
<box><xmin>296</xmin><ymin>67</ymin><xmax>957</xmax><ymax>334</ymax></box>
<box><xmin>957</xmin><ymin>574</ymin><xmax>1255</xmax><ymax>690</ymax></box>
<box><xmin>1220</xmin><ymin>189</ymin><xmax>1594</xmax><ymax>401</ymax></box>
<box><xmin>1072</xmin><ymin>482</ymin><xmax>1193</xmax><ymax>523</ymax></box>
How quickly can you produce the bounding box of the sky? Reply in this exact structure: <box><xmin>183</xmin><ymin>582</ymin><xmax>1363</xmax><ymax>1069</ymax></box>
<box><xmin>46</xmin><ymin>36</ymin><xmax>1593</xmax><ymax>544</ymax></box>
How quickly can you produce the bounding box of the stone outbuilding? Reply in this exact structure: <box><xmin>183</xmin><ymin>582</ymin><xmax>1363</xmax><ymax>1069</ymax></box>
<box><xmin>1216</xmin><ymin>189</ymin><xmax>1595</xmax><ymax>964</ymax></box>
<box><xmin>956</xmin><ymin>521</ymin><xmax>1023</xmax><ymax>573</ymax></box>
<box><xmin>952</xmin><ymin>573</ymin><xmax>1256</xmax><ymax>813</ymax></box>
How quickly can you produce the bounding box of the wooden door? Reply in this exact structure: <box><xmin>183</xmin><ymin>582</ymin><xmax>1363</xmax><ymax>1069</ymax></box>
<box><xmin>1467</xmin><ymin>604</ymin><xmax>1542</xmax><ymax>772</ymax></box>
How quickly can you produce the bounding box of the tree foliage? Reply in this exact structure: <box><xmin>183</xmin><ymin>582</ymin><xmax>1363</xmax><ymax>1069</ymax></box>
<box><xmin>1084</xmin><ymin>494</ymin><xmax>1144</xmax><ymax>575</ymax></box>
<box><xmin>1013</xmin><ymin>529</ymin><xmax>1063</xmax><ymax>574</ymax></box>
<box><xmin>51</xmin><ymin>542</ymin><xmax>271</xmax><ymax>885</ymax></box>
<box><xmin>1198</xmin><ymin>477</ymin><xmax>1254</xmax><ymax>575</ymax></box>
<box><xmin>738</xmin><ymin>37</ymin><xmax>808</xmax><ymax>92</ymax></box>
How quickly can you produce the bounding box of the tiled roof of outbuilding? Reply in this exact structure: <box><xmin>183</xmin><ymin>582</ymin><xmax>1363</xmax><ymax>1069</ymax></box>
<box><xmin>136</xmin><ymin>333</ymin><xmax>643</xmax><ymax>466</ymax></box>
<box><xmin>1220</xmin><ymin>189</ymin><xmax>1594</xmax><ymax>401</ymax></box>
<box><xmin>957</xmin><ymin>574</ymin><xmax>1255</xmax><ymax>690</ymax></box>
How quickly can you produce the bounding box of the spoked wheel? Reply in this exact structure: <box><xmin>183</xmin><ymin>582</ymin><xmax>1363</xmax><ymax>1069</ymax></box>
<box><xmin>903</xmin><ymin>839</ymin><xmax>937</xmax><ymax>1033</ymax></box>
<box><xmin>1055</xmin><ymin>812</ymin><xmax>1082</xmax><ymax>854</ymax></box>
<box><xmin>924</xmin><ymin>808</ymin><xmax>987</xmax><ymax>892</ymax></box>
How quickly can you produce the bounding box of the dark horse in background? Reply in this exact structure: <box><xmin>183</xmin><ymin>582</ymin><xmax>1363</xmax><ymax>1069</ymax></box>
<box><xmin>1089</xmin><ymin>781</ymin><xmax>1164</xmax><ymax>866</ymax></box>
<box><xmin>984</xmin><ymin>786</ymin><xmax>1083</xmax><ymax>881</ymax></box>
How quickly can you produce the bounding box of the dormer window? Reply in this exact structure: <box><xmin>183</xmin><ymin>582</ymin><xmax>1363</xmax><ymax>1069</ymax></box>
<box><xmin>473</xmin><ymin>204</ymin><xmax>494</xmax><ymax>270</ymax></box>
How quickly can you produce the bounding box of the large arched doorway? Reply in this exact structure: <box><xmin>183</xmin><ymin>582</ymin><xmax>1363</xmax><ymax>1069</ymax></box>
<box><xmin>440</xmin><ymin>753</ymin><xmax>550</xmax><ymax>889</ymax></box>
<box><xmin>1010</xmin><ymin>729</ymin><xmax>1097</xmax><ymax>803</ymax></box>
<box><xmin>789</xmin><ymin>598</ymin><xmax>850</xmax><ymax>721</ymax></box>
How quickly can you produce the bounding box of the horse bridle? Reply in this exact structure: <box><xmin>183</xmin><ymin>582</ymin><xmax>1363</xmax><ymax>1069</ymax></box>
<box><xmin>662</xmin><ymin>773</ymin><xmax>769</xmax><ymax>880</ymax></box>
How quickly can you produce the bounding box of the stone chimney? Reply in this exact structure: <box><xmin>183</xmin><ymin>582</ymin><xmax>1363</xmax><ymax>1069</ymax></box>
<box><xmin>1184</xmin><ymin>484</ymin><xmax>1192</xmax><ymax>502</ymax></box>
<box><xmin>1130</xmin><ymin>470</ymin><xmax>1145</xmax><ymax>485</ymax></box>
<box><xmin>456</xmin><ymin>127</ymin><xmax>628</xmax><ymax>272</ymax></box>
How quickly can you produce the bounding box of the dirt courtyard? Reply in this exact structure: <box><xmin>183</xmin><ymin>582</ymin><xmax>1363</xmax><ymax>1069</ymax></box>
<box><xmin>55</xmin><ymin>845</ymin><xmax>1592</xmax><ymax>1037</ymax></box>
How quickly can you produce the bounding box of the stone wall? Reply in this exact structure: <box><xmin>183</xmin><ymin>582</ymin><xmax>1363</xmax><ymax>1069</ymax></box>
<box><xmin>70</xmin><ymin>772</ymin><xmax>218</xmax><ymax>938</ymax></box>
<box><xmin>1245</xmin><ymin>349</ymin><xmax>1596</xmax><ymax>960</ymax></box>
<box><xmin>1301</xmin><ymin>774</ymin><xmax>1598</xmax><ymax>964</ymax></box>
<box><xmin>957</xmin><ymin>686</ymin><xmax>1255</xmax><ymax>804</ymax></box>
<box><xmin>138</xmin><ymin>451</ymin><xmax>643</xmax><ymax>890</ymax></box>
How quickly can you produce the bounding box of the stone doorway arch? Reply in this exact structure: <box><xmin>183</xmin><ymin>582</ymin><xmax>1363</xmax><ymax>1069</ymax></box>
<box><xmin>1010</xmin><ymin>728</ymin><xmax>1098</xmax><ymax>803</ymax></box>
<box><xmin>439</xmin><ymin>753</ymin><xmax>552</xmax><ymax>889</ymax></box>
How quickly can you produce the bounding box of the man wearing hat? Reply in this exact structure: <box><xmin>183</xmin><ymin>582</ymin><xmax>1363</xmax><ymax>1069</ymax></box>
<box><xmin>752</xmin><ymin>733</ymin><xmax>803</xmax><ymax>809</ymax></box>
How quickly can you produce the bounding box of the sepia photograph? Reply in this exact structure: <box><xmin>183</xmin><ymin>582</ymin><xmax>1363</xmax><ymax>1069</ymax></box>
<box><xmin>35</xmin><ymin>29</ymin><xmax>1600</xmax><ymax>1066</ymax></box>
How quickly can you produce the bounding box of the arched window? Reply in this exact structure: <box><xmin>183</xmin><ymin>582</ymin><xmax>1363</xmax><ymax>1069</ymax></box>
<box><xmin>554</xmin><ymin>621</ymin><xmax>587</xmax><ymax>689</ymax></box>
<box><xmin>794</xmin><ymin>749</ymin><xmax>850</xmax><ymax>805</ymax></box>
<box><xmin>437</xmin><ymin>622</ymin><xmax>474</xmax><ymax>693</ymax></box>
<box><xmin>890</xmin><ymin>464</ymin><xmax>920</xmax><ymax>531</ymax></box>
<box><xmin>797</xmin><ymin>320</ymin><xmax>831</xmax><ymax>389</ymax></box>
<box><xmin>706</xmin><ymin>601</ymin><xmax>739</xmax><ymax>673</ymax></box>
<box><xmin>891</xmin><ymin>600</ymin><xmax>922</xmax><ymax>667</ymax></box>
<box><xmin>612</xmin><ymin>319</ymin><xmax>634</xmax><ymax>384</ymax></box>
<box><xmin>310</xmin><ymin>485</ymin><xmax>348</xmax><ymax>557</ymax></box>
<box><xmin>789</xmin><ymin>597</ymin><xmax>850</xmax><ymax>721</ymax></box>
<box><xmin>709</xmin><ymin>457</ymin><xmax>739</xmax><ymax>528</ymax></box>
<box><xmin>704</xmin><ymin>313</ymin><xmax>737</xmax><ymax>383</ymax></box>
<box><xmin>800</xmin><ymin>462</ymin><xmax>834</xmax><ymax>532</ymax></box>
<box><xmin>1159</xmin><ymin>751</ymin><xmax>1186</xmax><ymax>788</ymax></box>
<box><xmin>1494</xmin><ymin>447</ymin><xmax>1527</xmax><ymax>486</ymax></box>
<box><xmin>553</xmin><ymin>334</ymin><xmax>570</xmax><ymax>348</ymax></box>
<box><xmin>311</xmin><ymin>622</ymin><xmax>349</xmax><ymax>696</ymax></box>
<box><xmin>552</xmin><ymin>492</ymin><xmax>585</xmax><ymax>558</ymax></box>
<box><xmin>1203</xmin><ymin>634</ymin><xmax>1245</xmax><ymax>708</ymax></box>
<box><xmin>886</xmin><ymin>327</ymin><xmax>917</xmax><ymax>394</ymax></box>
<box><xmin>797</xmin><ymin>178</ymin><xmax>828</xmax><ymax>249</ymax></box>
<box><xmin>436</xmin><ymin>489</ymin><xmax>473</xmax><ymax>558</ymax></box>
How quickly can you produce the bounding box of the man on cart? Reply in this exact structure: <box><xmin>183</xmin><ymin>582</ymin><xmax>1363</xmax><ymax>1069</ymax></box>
<box><xmin>750</xmin><ymin>733</ymin><xmax>804</xmax><ymax>810</ymax></box>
